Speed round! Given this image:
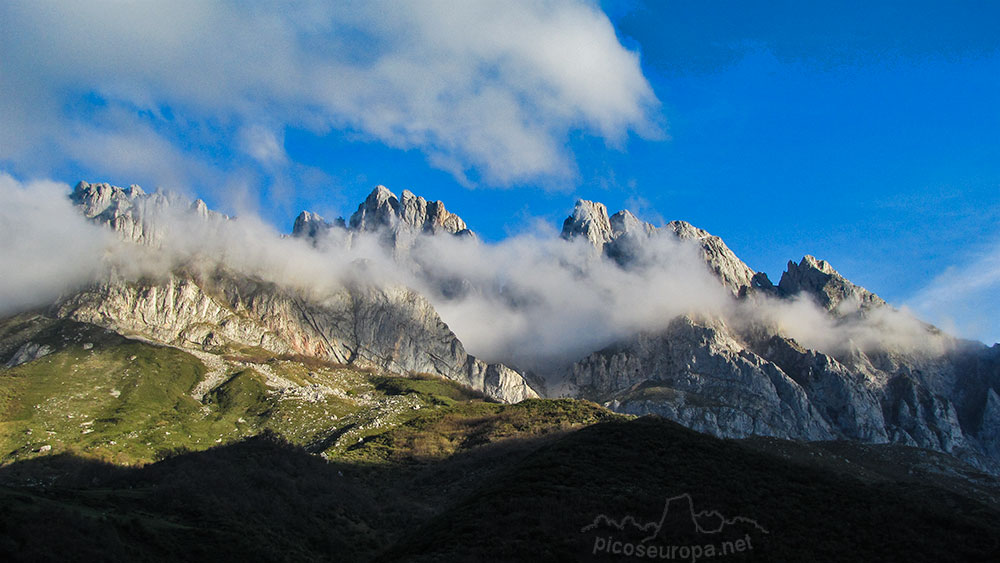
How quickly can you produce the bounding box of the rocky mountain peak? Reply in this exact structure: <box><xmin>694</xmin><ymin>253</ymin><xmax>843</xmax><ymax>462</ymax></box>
<box><xmin>71</xmin><ymin>181</ymin><xmax>145</xmax><ymax>218</ymax></box>
<box><xmin>779</xmin><ymin>255</ymin><xmax>887</xmax><ymax>312</ymax></box>
<box><xmin>803</xmin><ymin>255</ymin><xmax>835</xmax><ymax>274</ymax></box>
<box><xmin>561</xmin><ymin>199</ymin><xmax>613</xmax><ymax>247</ymax></box>
<box><xmin>349</xmin><ymin>185</ymin><xmax>396</xmax><ymax>232</ymax></box>
<box><xmin>559</xmin><ymin>199</ymin><xmax>759</xmax><ymax>295</ymax></box>
<box><xmin>70</xmin><ymin>181</ymin><xmax>229</xmax><ymax>245</ymax></box>
<box><xmin>348</xmin><ymin>185</ymin><xmax>470</xmax><ymax>237</ymax></box>
<box><xmin>191</xmin><ymin>198</ymin><xmax>210</xmax><ymax>218</ymax></box>
<box><xmin>397</xmin><ymin>189</ymin><xmax>469</xmax><ymax>235</ymax></box>
<box><xmin>291</xmin><ymin>211</ymin><xmax>344</xmax><ymax>240</ymax></box>
<box><xmin>71</xmin><ymin>181</ymin><xmax>172</xmax><ymax>244</ymax></box>
<box><xmin>664</xmin><ymin>220</ymin><xmax>709</xmax><ymax>241</ymax></box>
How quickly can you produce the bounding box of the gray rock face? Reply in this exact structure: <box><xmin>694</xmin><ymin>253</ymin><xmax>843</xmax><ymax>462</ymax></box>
<box><xmin>779</xmin><ymin>255</ymin><xmax>887</xmax><ymax>312</ymax></box>
<box><xmin>52</xmin><ymin>270</ymin><xmax>538</xmax><ymax>404</ymax></box>
<box><xmin>603</xmin><ymin>210</ymin><xmax>656</xmax><ymax>266</ymax></box>
<box><xmin>287</xmin><ymin>185</ymin><xmax>477</xmax><ymax>255</ymax></box>
<box><xmin>981</xmin><ymin>389</ymin><xmax>1000</xmax><ymax>459</ymax></box>
<box><xmin>881</xmin><ymin>374</ymin><xmax>968</xmax><ymax>453</ymax></box>
<box><xmin>567</xmin><ymin>316</ymin><xmax>834</xmax><ymax>440</ymax></box>
<box><xmin>71</xmin><ymin>181</ymin><xmax>148</xmax><ymax>219</ymax></box>
<box><xmin>609</xmin><ymin>209</ymin><xmax>655</xmax><ymax>238</ymax></box>
<box><xmin>564</xmin><ymin>312</ymin><xmax>1000</xmax><ymax>472</ymax></box>
<box><xmin>71</xmin><ymin>181</ymin><xmax>168</xmax><ymax>244</ymax></box>
<box><xmin>293</xmin><ymin>185</ymin><xmax>478</xmax><ymax>255</ymax></box>
<box><xmin>663</xmin><ymin>220</ymin><xmax>757</xmax><ymax>295</ymax></box>
<box><xmin>755</xmin><ymin>335</ymin><xmax>889</xmax><ymax>442</ymax></box>
<box><xmin>4</xmin><ymin>342</ymin><xmax>54</xmax><ymax>368</ymax></box>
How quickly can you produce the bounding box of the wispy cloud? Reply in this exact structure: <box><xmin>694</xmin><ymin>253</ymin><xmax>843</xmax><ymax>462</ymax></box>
<box><xmin>906</xmin><ymin>242</ymin><xmax>1000</xmax><ymax>345</ymax></box>
<box><xmin>0</xmin><ymin>0</ymin><xmax>659</xmax><ymax>190</ymax></box>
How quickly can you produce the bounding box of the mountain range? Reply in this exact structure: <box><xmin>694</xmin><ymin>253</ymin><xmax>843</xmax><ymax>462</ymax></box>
<box><xmin>19</xmin><ymin>180</ymin><xmax>998</xmax><ymax>470</ymax></box>
<box><xmin>1</xmin><ymin>180</ymin><xmax>999</xmax><ymax>560</ymax></box>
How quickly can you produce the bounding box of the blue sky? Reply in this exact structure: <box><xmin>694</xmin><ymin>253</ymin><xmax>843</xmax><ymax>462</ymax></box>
<box><xmin>1</xmin><ymin>1</ymin><xmax>998</xmax><ymax>344</ymax></box>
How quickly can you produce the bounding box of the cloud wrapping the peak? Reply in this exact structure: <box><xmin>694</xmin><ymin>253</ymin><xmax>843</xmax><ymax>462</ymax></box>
<box><xmin>0</xmin><ymin>174</ymin><xmax>111</xmax><ymax>314</ymax></box>
<box><xmin>404</xmin><ymin>228</ymin><xmax>731</xmax><ymax>369</ymax></box>
<box><xmin>0</xmin><ymin>0</ymin><xmax>659</xmax><ymax>189</ymax></box>
<box><xmin>0</xmin><ymin>175</ymin><xmax>958</xmax><ymax>380</ymax></box>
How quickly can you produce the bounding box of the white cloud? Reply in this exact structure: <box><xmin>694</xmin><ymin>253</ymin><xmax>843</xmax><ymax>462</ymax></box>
<box><xmin>238</xmin><ymin>125</ymin><xmax>288</xmax><ymax>166</ymax></box>
<box><xmin>0</xmin><ymin>0</ymin><xmax>659</xmax><ymax>188</ymax></box>
<box><xmin>0</xmin><ymin>174</ymin><xmax>111</xmax><ymax>314</ymax></box>
<box><xmin>403</xmin><ymin>229</ymin><xmax>733</xmax><ymax>369</ymax></box>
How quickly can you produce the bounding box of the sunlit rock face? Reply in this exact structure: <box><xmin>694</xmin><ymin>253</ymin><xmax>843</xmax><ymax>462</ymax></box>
<box><xmin>561</xmin><ymin>199</ymin><xmax>615</xmax><ymax>247</ymax></box>
<box><xmin>54</xmin><ymin>269</ymin><xmax>538</xmax><ymax>404</ymax></box>
<box><xmin>348</xmin><ymin>185</ymin><xmax>473</xmax><ymax>251</ymax></box>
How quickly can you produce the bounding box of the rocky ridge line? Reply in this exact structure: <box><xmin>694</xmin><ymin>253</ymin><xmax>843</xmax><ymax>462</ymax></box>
<box><xmin>56</xmin><ymin>182</ymin><xmax>539</xmax><ymax>403</ymax></box>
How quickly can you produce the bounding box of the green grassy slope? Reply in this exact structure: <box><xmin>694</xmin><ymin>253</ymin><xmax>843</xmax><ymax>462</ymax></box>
<box><xmin>1</xmin><ymin>419</ymin><xmax>997</xmax><ymax>562</ymax></box>
<box><xmin>3</xmin><ymin>318</ymin><xmax>606</xmax><ymax>466</ymax></box>
<box><xmin>1</xmin><ymin>316</ymin><xmax>999</xmax><ymax>562</ymax></box>
<box><xmin>0</xmin><ymin>320</ymin><xmax>209</xmax><ymax>464</ymax></box>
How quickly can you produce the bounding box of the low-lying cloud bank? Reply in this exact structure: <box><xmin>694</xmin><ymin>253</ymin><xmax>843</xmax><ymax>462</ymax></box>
<box><xmin>407</xmin><ymin>229</ymin><xmax>732</xmax><ymax>369</ymax></box>
<box><xmin>1</xmin><ymin>175</ymin><xmax>960</xmax><ymax>376</ymax></box>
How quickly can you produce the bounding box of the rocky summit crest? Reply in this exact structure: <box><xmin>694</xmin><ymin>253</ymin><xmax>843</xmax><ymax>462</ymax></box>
<box><xmin>349</xmin><ymin>185</ymin><xmax>472</xmax><ymax>237</ymax></box>
<box><xmin>779</xmin><ymin>255</ymin><xmax>887</xmax><ymax>312</ymax></box>
<box><xmin>292</xmin><ymin>211</ymin><xmax>344</xmax><ymax>240</ymax></box>
<box><xmin>70</xmin><ymin>181</ymin><xmax>227</xmax><ymax>245</ymax></box>
<box><xmin>292</xmin><ymin>185</ymin><xmax>474</xmax><ymax>252</ymax></box>
<box><xmin>561</xmin><ymin>199</ymin><xmax>615</xmax><ymax>246</ymax></box>
<box><xmin>560</xmin><ymin>198</ymin><xmax>757</xmax><ymax>296</ymax></box>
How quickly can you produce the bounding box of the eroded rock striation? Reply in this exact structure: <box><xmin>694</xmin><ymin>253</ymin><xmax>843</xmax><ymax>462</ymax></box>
<box><xmin>54</xmin><ymin>272</ymin><xmax>537</xmax><ymax>403</ymax></box>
